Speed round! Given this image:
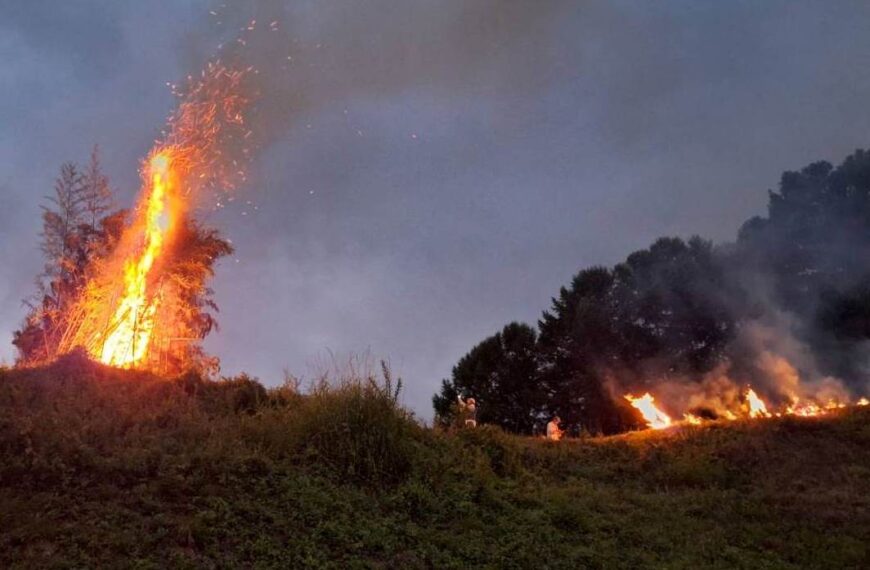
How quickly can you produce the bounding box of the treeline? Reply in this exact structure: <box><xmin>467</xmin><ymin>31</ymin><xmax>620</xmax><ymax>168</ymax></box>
<box><xmin>434</xmin><ymin>149</ymin><xmax>870</xmax><ymax>434</ymax></box>
<box><xmin>13</xmin><ymin>148</ymin><xmax>232</xmax><ymax>372</ymax></box>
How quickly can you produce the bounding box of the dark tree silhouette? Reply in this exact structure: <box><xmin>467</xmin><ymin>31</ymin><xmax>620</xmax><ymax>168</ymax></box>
<box><xmin>434</xmin><ymin>147</ymin><xmax>870</xmax><ymax>435</ymax></box>
<box><xmin>738</xmin><ymin>149</ymin><xmax>870</xmax><ymax>382</ymax></box>
<box><xmin>15</xmin><ymin>161</ymin><xmax>90</xmax><ymax>363</ymax></box>
<box><xmin>433</xmin><ymin>322</ymin><xmax>543</xmax><ymax>433</ymax></box>
<box><xmin>535</xmin><ymin>238</ymin><xmax>737</xmax><ymax>434</ymax></box>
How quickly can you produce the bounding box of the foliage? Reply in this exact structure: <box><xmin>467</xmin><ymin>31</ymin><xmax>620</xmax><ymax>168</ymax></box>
<box><xmin>157</xmin><ymin>219</ymin><xmax>234</xmax><ymax>375</ymax></box>
<box><xmin>0</xmin><ymin>362</ymin><xmax>867</xmax><ymax>568</ymax></box>
<box><xmin>433</xmin><ymin>322</ymin><xmax>544</xmax><ymax>434</ymax></box>
<box><xmin>438</xmin><ymin>148</ymin><xmax>870</xmax><ymax>435</ymax></box>
<box><xmin>738</xmin><ymin>149</ymin><xmax>870</xmax><ymax>379</ymax></box>
<box><xmin>13</xmin><ymin>149</ymin><xmax>122</xmax><ymax>365</ymax></box>
<box><xmin>243</xmin><ymin>362</ymin><xmax>419</xmax><ymax>487</ymax></box>
<box><xmin>13</xmin><ymin>149</ymin><xmax>232</xmax><ymax>374</ymax></box>
<box><xmin>537</xmin><ymin>237</ymin><xmax>738</xmax><ymax>434</ymax></box>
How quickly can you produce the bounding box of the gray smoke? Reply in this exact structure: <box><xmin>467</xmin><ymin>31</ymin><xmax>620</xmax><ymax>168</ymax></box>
<box><xmin>179</xmin><ymin>0</ymin><xmax>578</xmax><ymax>151</ymax></box>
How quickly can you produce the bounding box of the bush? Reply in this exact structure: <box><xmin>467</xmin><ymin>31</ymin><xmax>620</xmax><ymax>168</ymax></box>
<box><xmin>287</xmin><ymin>370</ymin><xmax>419</xmax><ymax>486</ymax></box>
<box><xmin>456</xmin><ymin>424</ymin><xmax>523</xmax><ymax>477</ymax></box>
<box><xmin>174</xmin><ymin>371</ymin><xmax>268</xmax><ymax>415</ymax></box>
<box><xmin>235</xmin><ymin>361</ymin><xmax>424</xmax><ymax>487</ymax></box>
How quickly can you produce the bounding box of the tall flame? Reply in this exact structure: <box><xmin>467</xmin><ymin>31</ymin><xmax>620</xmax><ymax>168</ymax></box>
<box><xmin>98</xmin><ymin>153</ymin><xmax>174</xmax><ymax>367</ymax></box>
<box><xmin>56</xmin><ymin>60</ymin><xmax>253</xmax><ymax>372</ymax></box>
<box><xmin>625</xmin><ymin>393</ymin><xmax>673</xmax><ymax>429</ymax></box>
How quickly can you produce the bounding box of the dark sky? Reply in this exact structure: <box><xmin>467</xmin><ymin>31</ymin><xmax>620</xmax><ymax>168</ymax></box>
<box><xmin>3</xmin><ymin>1</ymin><xmax>870</xmax><ymax>418</ymax></box>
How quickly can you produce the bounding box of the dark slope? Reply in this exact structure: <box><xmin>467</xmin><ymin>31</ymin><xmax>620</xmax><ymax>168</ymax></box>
<box><xmin>1</xmin><ymin>356</ymin><xmax>867</xmax><ymax>569</ymax></box>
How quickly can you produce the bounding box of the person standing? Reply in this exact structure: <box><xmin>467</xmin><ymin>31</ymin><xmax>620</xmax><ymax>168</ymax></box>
<box><xmin>546</xmin><ymin>416</ymin><xmax>563</xmax><ymax>441</ymax></box>
<box><xmin>457</xmin><ymin>395</ymin><xmax>477</xmax><ymax>428</ymax></box>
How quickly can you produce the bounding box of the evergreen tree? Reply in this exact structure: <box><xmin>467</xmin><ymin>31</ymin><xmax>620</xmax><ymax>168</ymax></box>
<box><xmin>536</xmin><ymin>267</ymin><xmax>642</xmax><ymax>435</ymax></box>
<box><xmin>14</xmin><ymin>155</ymin><xmax>120</xmax><ymax>365</ymax></box>
<box><xmin>17</xmin><ymin>162</ymin><xmax>88</xmax><ymax>361</ymax></box>
<box><xmin>158</xmin><ymin>218</ymin><xmax>234</xmax><ymax>375</ymax></box>
<box><xmin>41</xmin><ymin>162</ymin><xmax>84</xmax><ymax>290</ymax></box>
<box><xmin>536</xmin><ymin>238</ymin><xmax>737</xmax><ymax>434</ymax></box>
<box><xmin>433</xmin><ymin>322</ymin><xmax>543</xmax><ymax>433</ymax></box>
<box><xmin>81</xmin><ymin>145</ymin><xmax>113</xmax><ymax>231</ymax></box>
<box><xmin>738</xmin><ymin>148</ymin><xmax>870</xmax><ymax>382</ymax></box>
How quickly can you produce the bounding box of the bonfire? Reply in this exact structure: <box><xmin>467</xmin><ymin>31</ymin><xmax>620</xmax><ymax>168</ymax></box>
<box><xmin>52</xmin><ymin>61</ymin><xmax>255</xmax><ymax>374</ymax></box>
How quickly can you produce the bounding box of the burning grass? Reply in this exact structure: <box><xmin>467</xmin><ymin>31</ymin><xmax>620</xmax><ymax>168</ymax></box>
<box><xmin>623</xmin><ymin>381</ymin><xmax>866</xmax><ymax>432</ymax></box>
<box><xmin>0</xmin><ymin>357</ymin><xmax>867</xmax><ymax>568</ymax></box>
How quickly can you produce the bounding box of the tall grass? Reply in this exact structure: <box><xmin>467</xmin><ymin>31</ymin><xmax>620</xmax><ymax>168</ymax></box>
<box><xmin>243</xmin><ymin>359</ymin><xmax>422</xmax><ymax>486</ymax></box>
<box><xmin>0</xmin><ymin>352</ymin><xmax>430</xmax><ymax>489</ymax></box>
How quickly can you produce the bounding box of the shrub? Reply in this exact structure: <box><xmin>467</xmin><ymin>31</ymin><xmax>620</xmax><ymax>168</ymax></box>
<box><xmin>174</xmin><ymin>371</ymin><xmax>268</xmax><ymax>415</ymax></box>
<box><xmin>239</xmin><ymin>361</ymin><xmax>422</xmax><ymax>487</ymax></box>
<box><xmin>288</xmin><ymin>370</ymin><xmax>418</xmax><ymax>486</ymax></box>
<box><xmin>456</xmin><ymin>424</ymin><xmax>523</xmax><ymax>477</ymax></box>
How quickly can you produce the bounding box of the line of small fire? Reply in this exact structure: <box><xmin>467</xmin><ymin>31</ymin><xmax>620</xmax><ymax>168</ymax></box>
<box><xmin>624</xmin><ymin>390</ymin><xmax>870</xmax><ymax>430</ymax></box>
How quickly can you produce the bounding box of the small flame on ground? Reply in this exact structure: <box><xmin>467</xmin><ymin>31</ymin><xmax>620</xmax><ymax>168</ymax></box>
<box><xmin>746</xmin><ymin>388</ymin><xmax>771</xmax><ymax>419</ymax></box>
<box><xmin>626</xmin><ymin>385</ymin><xmax>870</xmax><ymax>431</ymax></box>
<box><xmin>682</xmin><ymin>413</ymin><xmax>703</xmax><ymax>425</ymax></box>
<box><xmin>625</xmin><ymin>393</ymin><xmax>673</xmax><ymax>429</ymax></box>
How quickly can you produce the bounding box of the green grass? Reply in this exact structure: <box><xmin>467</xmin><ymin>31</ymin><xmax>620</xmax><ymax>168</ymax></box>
<box><xmin>0</xmin><ymin>353</ymin><xmax>868</xmax><ymax>569</ymax></box>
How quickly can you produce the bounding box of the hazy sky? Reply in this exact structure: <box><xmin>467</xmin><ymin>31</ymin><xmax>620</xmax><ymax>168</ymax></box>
<box><xmin>3</xmin><ymin>1</ymin><xmax>870</xmax><ymax>418</ymax></box>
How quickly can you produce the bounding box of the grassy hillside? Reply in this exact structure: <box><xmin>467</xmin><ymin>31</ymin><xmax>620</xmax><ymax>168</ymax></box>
<box><xmin>1</xmin><ymin>354</ymin><xmax>868</xmax><ymax>569</ymax></box>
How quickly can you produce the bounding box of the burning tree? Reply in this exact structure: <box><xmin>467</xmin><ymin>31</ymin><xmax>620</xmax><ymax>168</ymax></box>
<box><xmin>14</xmin><ymin>61</ymin><xmax>252</xmax><ymax>375</ymax></box>
<box><xmin>437</xmin><ymin>149</ymin><xmax>870</xmax><ymax>434</ymax></box>
<box><xmin>13</xmin><ymin>149</ymin><xmax>126</xmax><ymax>364</ymax></box>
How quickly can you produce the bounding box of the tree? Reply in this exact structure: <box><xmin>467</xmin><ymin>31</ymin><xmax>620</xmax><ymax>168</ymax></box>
<box><xmin>614</xmin><ymin>236</ymin><xmax>737</xmax><ymax>376</ymax></box>
<box><xmin>156</xmin><ymin>218</ymin><xmax>234</xmax><ymax>375</ymax></box>
<box><xmin>81</xmin><ymin>145</ymin><xmax>113</xmax><ymax>229</ymax></box>
<box><xmin>536</xmin><ymin>267</ymin><xmax>642</xmax><ymax>435</ymax></box>
<box><xmin>41</xmin><ymin>162</ymin><xmax>84</xmax><ymax>288</ymax></box>
<box><xmin>433</xmin><ymin>322</ymin><xmax>544</xmax><ymax>434</ymax></box>
<box><xmin>14</xmin><ymin>154</ymin><xmax>121</xmax><ymax>365</ymax></box>
<box><xmin>15</xmin><ymin>162</ymin><xmax>87</xmax><ymax>363</ymax></box>
<box><xmin>535</xmin><ymin>238</ymin><xmax>738</xmax><ymax>435</ymax></box>
<box><xmin>434</xmin><ymin>148</ymin><xmax>870</xmax><ymax>435</ymax></box>
<box><xmin>737</xmin><ymin>149</ymin><xmax>870</xmax><ymax>382</ymax></box>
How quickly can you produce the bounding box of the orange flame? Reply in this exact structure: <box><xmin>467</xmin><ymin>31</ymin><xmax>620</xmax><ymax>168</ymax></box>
<box><xmin>625</xmin><ymin>385</ymin><xmax>868</xmax><ymax>431</ymax></box>
<box><xmin>97</xmin><ymin>153</ymin><xmax>175</xmax><ymax>367</ymax></box>
<box><xmin>56</xmin><ymin>60</ymin><xmax>253</xmax><ymax>372</ymax></box>
<box><xmin>682</xmin><ymin>413</ymin><xmax>703</xmax><ymax>425</ymax></box>
<box><xmin>746</xmin><ymin>388</ymin><xmax>771</xmax><ymax>419</ymax></box>
<box><xmin>625</xmin><ymin>393</ymin><xmax>672</xmax><ymax>429</ymax></box>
